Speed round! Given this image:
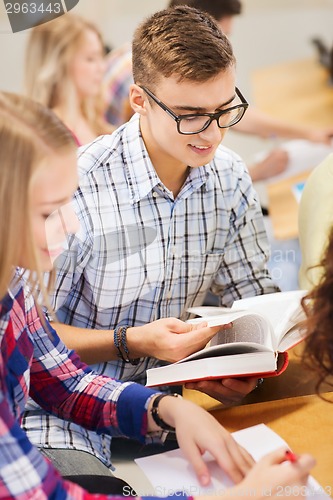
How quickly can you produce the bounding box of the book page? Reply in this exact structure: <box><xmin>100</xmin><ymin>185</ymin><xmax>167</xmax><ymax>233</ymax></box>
<box><xmin>231</xmin><ymin>290</ymin><xmax>306</xmax><ymax>348</ymax></box>
<box><xmin>135</xmin><ymin>424</ymin><xmax>328</xmax><ymax>498</ymax></box>
<box><xmin>209</xmin><ymin>315</ymin><xmax>274</xmax><ymax>350</ymax></box>
<box><xmin>179</xmin><ymin>341</ymin><xmax>272</xmax><ymax>363</ymax></box>
<box><xmin>187</xmin><ymin>312</ymin><xmax>274</xmax><ymax>352</ymax></box>
<box><xmin>187</xmin><ymin>306</ymin><xmax>233</xmax><ymax>316</ymax></box>
<box><xmin>278</xmin><ymin>310</ymin><xmax>307</xmax><ymax>352</ymax></box>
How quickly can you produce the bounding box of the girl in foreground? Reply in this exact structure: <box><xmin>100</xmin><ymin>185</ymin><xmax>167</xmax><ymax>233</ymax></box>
<box><xmin>0</xmin><ymin>91</ymin><xmax>314</xmax><ymax>498</ymax></box>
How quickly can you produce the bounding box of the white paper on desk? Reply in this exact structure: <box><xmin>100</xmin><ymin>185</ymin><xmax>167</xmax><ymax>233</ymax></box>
<box><xmin>254</xmin><ymin>139</ymin><xmax>333</xmax><ymax>184</ymax></box>
<box><xmin>135</xmin><ymin>424</ymin><xmax>329</xmax><ymax>498</ymax></box>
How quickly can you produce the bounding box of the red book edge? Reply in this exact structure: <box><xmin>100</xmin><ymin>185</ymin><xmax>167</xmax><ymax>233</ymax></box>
<box><xmin>146</xmin><ymin>352</ymin><xmax>289</xmax><ymax>388</ymax></box>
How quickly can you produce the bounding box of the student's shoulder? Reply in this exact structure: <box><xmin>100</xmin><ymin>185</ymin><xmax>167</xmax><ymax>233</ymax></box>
<box><xmin>77</xmin><ymin>125</ymin><xmax>127</xmax><ymax>177</ymax></box>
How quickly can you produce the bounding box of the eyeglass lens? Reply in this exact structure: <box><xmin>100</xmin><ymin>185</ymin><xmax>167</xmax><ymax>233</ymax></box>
<box><xmin>179</xmin><ymin>107</ymin><xmax>245</xmax><ymax>134</ymax></box>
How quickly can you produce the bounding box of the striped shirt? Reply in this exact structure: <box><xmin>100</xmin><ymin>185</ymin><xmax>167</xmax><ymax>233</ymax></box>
<box><xmin>24</xmin><ymin>113</ymin><xmax>278</xmax><ymax>465</ymax></box>
<box><xmin>0</xmin><ymin>277</ymin><xmax>167</xmax><ymax>499</ymax></box>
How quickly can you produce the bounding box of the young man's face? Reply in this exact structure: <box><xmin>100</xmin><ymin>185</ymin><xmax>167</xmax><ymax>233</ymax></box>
<box><xmin>137</xmin><ymin>67</ymin><xmax>237</xmax><ymax>171</ymax></box>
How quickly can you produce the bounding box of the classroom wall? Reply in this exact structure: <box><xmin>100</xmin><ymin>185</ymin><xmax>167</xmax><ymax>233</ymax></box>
<box><xmin>0</xmin><ymin>0</ymin><xmax>332</xmax><ymax>162</ymax></box>
<box><xmin>0</xmin><ymin>0</ymin><xmax>332</xmax><ymax>95</ymax></box>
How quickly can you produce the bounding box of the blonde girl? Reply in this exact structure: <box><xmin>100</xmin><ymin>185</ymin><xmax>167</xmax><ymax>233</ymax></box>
<box><xmin>25</xmin><ymin>13</ymin><xmax>113</xmax><ymax>145</ymax></box>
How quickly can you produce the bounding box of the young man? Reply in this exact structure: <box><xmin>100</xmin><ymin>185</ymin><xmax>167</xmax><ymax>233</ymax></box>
<box><xmin>104</xmin><ymin>0</ymin><xmax>242</xmax><ymax>127</ymax></box>
<box><xmin>24</xmin><ymin>5</ymin><xmax>278</xmax><ymax>472</ymax></box>
<box><xmin>105</xmin><ymin>0</ymin><xmax>333</xmax><ymax>180</ymax></box>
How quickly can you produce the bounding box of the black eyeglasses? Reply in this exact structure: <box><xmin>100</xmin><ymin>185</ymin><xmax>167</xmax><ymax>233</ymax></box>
<box><xmin>140</xmin><ymin>86</ymin><xmax>248</xmax><ymax>135</ymax></box>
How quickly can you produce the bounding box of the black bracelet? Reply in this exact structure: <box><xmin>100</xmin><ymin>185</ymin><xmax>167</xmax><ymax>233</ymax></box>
<box><xmin>151</xmin><ymin>393</ymin><xmax>180</xmax><ymax>432</ymax></box>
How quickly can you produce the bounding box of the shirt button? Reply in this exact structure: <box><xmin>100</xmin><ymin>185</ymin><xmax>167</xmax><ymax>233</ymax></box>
<box><xmin>166</xmin><ymin>290</ymin><xmax>172</xmax><ymax>299</ymax></box>
<box><xmin>152</xmin><ymin>191</ymin><xmax>158</xmax><ymax>198</ymax></box>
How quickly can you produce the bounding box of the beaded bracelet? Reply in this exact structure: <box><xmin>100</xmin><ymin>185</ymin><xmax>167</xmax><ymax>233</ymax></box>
<box><xmin>113</xmin><ymin>324</ymin><xmax>140</xmax><ymax>365</ymax></box>
<box><xmin>120</xmin><ymin>325</ymin><xmax>140</xmax><ymax>365</ymax></box>
<box><xmin>113</xmin><ymin>325</ymin><xmax>127</xmax><ymax>362</ymax></box>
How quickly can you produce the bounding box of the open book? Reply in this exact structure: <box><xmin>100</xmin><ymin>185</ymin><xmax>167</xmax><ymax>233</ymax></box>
<box><xmin>135</xmin><ymin>424</ymin><xmax>329</xmax><ymax>498</ymax></box>
<box><xmin>146</xmin><ymin>290</ymin><xmax>306</xmax><ymax>387</ymax></box>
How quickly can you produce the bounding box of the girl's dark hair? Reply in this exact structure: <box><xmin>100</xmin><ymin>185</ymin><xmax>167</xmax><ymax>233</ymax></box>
<box><xmin>302</xmin><ymin>225</ymin><xmax>333</xmax><ymax>394</ymax></box>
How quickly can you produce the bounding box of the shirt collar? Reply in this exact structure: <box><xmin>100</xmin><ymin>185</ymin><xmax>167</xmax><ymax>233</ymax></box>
<box><xmin>122</xmin><ymin>114</ymin><xmax>211</xmax><ymax>204</ymax></box>
<box><xmin>122</xmin><ymin>115</ymin><xmax>161</xmax><ymax>204</ymax></box>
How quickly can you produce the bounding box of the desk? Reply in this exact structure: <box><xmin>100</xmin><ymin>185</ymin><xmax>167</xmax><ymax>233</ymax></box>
<box><xmin>267</xmin><ymin>170</ymin><xmax>311</xmax><ymax>240</ymax></box>
<box><xmin>114</xmin><ymin>345</ymin><xmax>333</xmax><ymax>493</ymax></box>
<box><xmin>251</xmin><ymin>58</ymin><xmax>333</xmax><ymax>127</ymax></box>
<box><xmin>252</xmin><ymin>58</ymin><xmax>333</xmax><ymax>240</ymax></box>
<box><xmin>211</xmin><ymin>392</ymin><xmax>333</xmax><ymax>490</ymax></box>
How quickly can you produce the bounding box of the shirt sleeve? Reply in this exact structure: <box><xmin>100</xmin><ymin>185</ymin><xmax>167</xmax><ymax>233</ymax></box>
<box><xmin>211</xmin><ymin>157</ymin><xmax>280</xmax><ymax>305</ymax></box>
<box><xmin>1</xmin><ymin>388</ymin><xmax>189</xmax><ymax>499</ymax></box>
<box><xmin>26</xmin><ymin>298</ymin><xmax>157</xmax><ymax>443</ymax></box>
<box><xmin>50</xmin><ymin>199</ymin><xmax>93</xmax><ymax>315</ymax></box>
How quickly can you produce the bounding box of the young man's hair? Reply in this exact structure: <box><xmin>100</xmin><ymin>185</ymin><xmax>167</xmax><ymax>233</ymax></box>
<box><xmin>168</xmin><ymin>0</ymin><xmax>242</xmax><ymax>20</ymax></box>
<box><xmin>132</xmin><ymin>5</ymin><xmax>236</xmax><ymax>89</ymax></box>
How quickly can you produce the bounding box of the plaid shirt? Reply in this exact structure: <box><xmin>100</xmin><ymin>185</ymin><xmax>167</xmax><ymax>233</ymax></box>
<box><xmin>24</xmin><ymin>113</ymin><xmax>278</xmax><ymax>465</ymax></box>
<box><xmin>1</xmin><ymin>278</ymin><xmax>162</xmax><ymax>498</ymax></box>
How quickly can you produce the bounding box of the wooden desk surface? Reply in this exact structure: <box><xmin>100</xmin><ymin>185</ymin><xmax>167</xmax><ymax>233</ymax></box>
<box><xmin>267</xmin><ymin>170</ymin><xmax>311</xmax><ymax>240</ymax></box>
<box><xmin>185</xmin><ymin>343</ymin><xmax>333</xmax><ymax>491</ymax></box>
<box><xmin>252</xmin><ymin>58</ymin><xmax>333</xmax><ymax>127</ymax></box>
<box><xmin>211</xmin><ymin>393</ymin><xmax>333</xmax><ymax>490</ymax></box>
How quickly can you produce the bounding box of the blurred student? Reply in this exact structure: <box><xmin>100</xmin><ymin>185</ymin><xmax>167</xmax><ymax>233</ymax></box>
<box><xmin>298</xmin><ymin>153</ymin><xmax>333</xmax><ymax>290</ymax></box>
<box><xmin>104</xmin><ymin>0</ymin><xmax>333</xmax><ymax>181</ymax></box>
<box><xmin>0</xmin><ymin>90</ymin><xmax>315</xmax><ymax>498</ymax></box>
<box><xmin>25</xmin><ymin>13</ymin><xmax>113</xmax><ymax>146</ymax></box>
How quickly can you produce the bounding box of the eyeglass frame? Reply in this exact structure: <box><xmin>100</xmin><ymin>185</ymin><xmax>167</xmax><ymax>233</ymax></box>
<box><xmin>139</xmin><ymin>85</ymin><xmax>249</xmax><ymax>135</ymax></box>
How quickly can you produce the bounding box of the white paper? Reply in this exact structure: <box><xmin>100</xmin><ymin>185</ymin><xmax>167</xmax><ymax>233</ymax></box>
<box><xmin>135</xmin><ymin>424</ymin><xmax>329</xmax><ymax>498</ymax></box>
<box><xmin>254</xmin><ymin>139</ymin><xmax>333</xmax><ymax>185</ymax></box>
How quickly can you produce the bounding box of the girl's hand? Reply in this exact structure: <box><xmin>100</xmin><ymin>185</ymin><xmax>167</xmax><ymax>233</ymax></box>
<box><xmin>147</xmin><ymin>395</ymin><xmax>254</xmax><ymax>486</ymax></box>
<box><xmin>230</xmin><ymin>447</ymin><xmax>315</xmax><ymax>499</ymax></box>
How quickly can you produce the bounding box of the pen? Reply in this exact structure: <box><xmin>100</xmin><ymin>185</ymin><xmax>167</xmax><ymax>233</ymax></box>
<box><xmin>285</xmin><ymin>450</ymin><xmax>298</xmax><ymax>463</ymax></box>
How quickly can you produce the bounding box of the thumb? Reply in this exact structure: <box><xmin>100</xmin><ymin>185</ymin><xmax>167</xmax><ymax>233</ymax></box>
<box><xmin>260</xmin><ymin>448</ymin><xmax>315</xmax><ymax>471</ymax></box>
<box><xmin>171</xmin><ymin>320</ymin><xmax>208</xmax><ymax>334</ymax></box>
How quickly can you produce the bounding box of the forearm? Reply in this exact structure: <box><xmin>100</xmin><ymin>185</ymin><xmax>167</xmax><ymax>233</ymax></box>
<box><xmin>54</xmin><ymin>318</ymin><xmax>218</xmax><ymax>366</ymax></box>
<box><xmin>54</xmin><ymin>321</ymin><xmax>144</xmax><ymax>364</ymax></box>
<box><xmin>235</xmin><ymin>107</ymin><xmax>313</xmax><ymax>140</ymax></box>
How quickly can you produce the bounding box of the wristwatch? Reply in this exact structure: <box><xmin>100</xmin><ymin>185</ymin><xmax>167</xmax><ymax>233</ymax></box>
<box><xmin>150</xmin><ymin>393</ymin><xmax>181</xmax><ymax>432</ymax></box>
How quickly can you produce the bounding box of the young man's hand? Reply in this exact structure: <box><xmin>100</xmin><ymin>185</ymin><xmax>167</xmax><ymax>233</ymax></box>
<box><xmin>127</xmin><ymin>318</ymin><xmax>227</xmax><ymax>362</ymax></box>
<box><xmin>185</xmin><ymin>377</ymin><xmax>259</xmax><ymax>406</ymax></box>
